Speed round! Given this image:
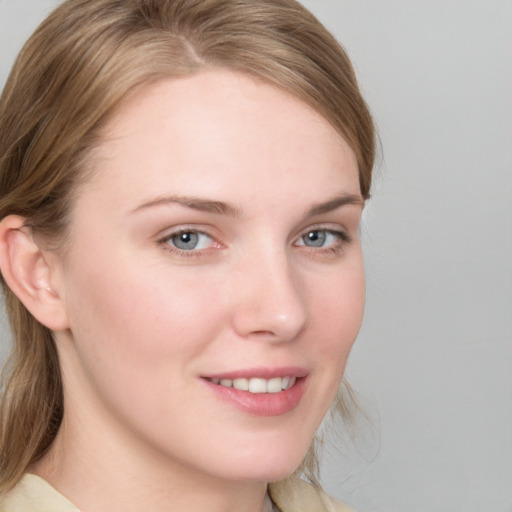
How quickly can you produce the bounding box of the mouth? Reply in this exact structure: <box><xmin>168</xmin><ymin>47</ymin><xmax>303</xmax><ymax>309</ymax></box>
<box><xmin>205</xmin><ymin>376</ymin><xmax>297</xmax><ymax>394</ymax></box>
<box><xmin>201</xmin><ymin>369</ymin><xmax>308</xmax><ymax>416</ymax></box>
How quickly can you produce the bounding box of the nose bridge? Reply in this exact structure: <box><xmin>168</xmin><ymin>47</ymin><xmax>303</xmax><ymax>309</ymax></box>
<box><xmin>231</xmin><ymin>243</ymin><xmax>308</xmax><ymax>341</ymax></box>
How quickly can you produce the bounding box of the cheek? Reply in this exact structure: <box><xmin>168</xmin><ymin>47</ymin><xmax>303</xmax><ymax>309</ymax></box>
<box><xmin>60</xmin><ymin>258</ymin><xmax>230</xmax><ymax>439</ymax></box>
<box><xmin>312</xmin><ymin>260</ymin><xmax>365</xmax><ymax>347</ymax></box>
<box><xmin>62</xmin><ymin>252</ymin><xmax>226</xmax><ymax>388</ymax></box>
<box><xmin>307</xmin><ymin>259</ymin><xmax>365</xmax><ymax>392</ymax></box>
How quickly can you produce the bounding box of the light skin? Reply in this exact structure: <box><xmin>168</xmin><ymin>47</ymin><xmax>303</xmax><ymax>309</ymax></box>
<box><xmin>0</xmin><ymin>70</ymin><xmax>365</xmax><ymax>512</ymax></box>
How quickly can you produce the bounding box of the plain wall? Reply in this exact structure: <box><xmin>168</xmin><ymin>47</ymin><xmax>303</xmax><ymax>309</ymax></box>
<box><xmin>1</xmin><ymin>1</ymin><xmax>511</xmax><ymax>511</ymax></box>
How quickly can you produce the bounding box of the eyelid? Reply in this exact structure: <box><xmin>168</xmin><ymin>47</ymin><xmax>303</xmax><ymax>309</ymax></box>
<box><xmin>157</xmin><ymin>224</ymin><xmax>217</xmax><ymax>241</ymax></box>
<box><xmin>295</xmin><ymin>223</ymin><xmax>351</xmax><ymax>242</ymax></box>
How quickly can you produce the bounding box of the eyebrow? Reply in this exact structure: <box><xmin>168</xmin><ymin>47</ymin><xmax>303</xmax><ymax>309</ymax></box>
<box><xmin>131</xmin><ymin>195</ymin><xmax>243</xmax><ymax>217</ymax></box>
<box><xmin>306</xmin><ymin>193</ymin><xmax>364</xmax><ymax>216</ymax></box>
<box><xmin>130</xmin><ymin>192</ymin><xmax>363</xmax><ymax>218</ymax></box>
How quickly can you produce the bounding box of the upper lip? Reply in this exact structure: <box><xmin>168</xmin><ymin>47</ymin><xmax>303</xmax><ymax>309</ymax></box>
<box><xmin>202</xmin><ymin>366</ymin><xmax>308</xmax><ymax>380</ymax></box>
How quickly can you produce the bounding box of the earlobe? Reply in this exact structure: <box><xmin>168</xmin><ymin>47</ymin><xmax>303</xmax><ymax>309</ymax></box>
<box><xmin>0</xmin><ymin>215</ymin><xmax>69</xmax><ymax>331</ymax></box>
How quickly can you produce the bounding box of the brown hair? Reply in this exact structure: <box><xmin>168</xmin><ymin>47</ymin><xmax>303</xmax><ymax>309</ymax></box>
<box><xmin>0</xmin><ymin>0</ymin><xmax>375</xmax><ymax>493</ymax></box>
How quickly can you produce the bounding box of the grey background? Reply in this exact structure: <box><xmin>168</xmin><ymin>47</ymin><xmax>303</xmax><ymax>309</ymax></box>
<box><xmin>1</xmin><ymin>1</ymin><xmax>511</xmax><ymax>511</ymax></box>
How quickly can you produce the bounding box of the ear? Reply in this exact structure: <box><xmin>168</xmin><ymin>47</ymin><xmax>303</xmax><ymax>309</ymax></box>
<box><xmin>0</xmin><ymin>215</ymin><xmax>69</xmax><ymax>331</ymax></box>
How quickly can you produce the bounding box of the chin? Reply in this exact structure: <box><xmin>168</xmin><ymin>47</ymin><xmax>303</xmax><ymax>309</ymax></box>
<box><xmin>210</xmin><ymin>440</ymin><xmax>311</xmax><ymax>484</ymax></box>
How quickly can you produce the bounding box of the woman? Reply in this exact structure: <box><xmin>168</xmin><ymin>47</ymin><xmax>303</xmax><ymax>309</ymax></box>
<box><xmin>0</xmin><ymin>0</ymin><xmax>375</xmax><ymax>510</ymax></box>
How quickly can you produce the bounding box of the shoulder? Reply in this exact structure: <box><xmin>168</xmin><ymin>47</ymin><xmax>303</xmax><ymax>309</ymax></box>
<box><xmin>0</xmin><ymin>474</ymin><xmax>79</xmax><ymax>512</ymax></box>
<box><xmin>268</xmin><ymin>474</ymin><xmax>354</xmax><ymax>512</ymax></box>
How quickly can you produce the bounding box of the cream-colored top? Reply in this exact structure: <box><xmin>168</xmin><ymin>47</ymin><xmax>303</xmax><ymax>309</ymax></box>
<box><xmin>0</xmin><ymin>473</ymin><xmax>354</xmax><ymax>512</ymax></box>
<box><xmin>269</xmin><ymin>477</ymin><xmax>354</xmax><ymax>512</ymax></box>
<box><xmin>0</xmin><ymin>474</ymin><xmax>78</xmax><ymax>512</ymax></box>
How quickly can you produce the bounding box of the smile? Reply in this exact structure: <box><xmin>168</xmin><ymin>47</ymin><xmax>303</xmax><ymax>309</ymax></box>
<box><xmin>207</xmin><ymin>376</ymin><xmax>297</xmax><ymax>394</ymax></box>
<box><xmin>202</xmin><ymin>367</ymin><xmax>308</xmax><ymax>416</ymax></box>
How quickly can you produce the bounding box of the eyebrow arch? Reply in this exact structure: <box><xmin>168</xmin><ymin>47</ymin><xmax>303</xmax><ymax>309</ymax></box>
<box><xmin>130</xmin><ymin>195</ymin><xmax>243</xmax><ymax>217</ymax></box>
<box><xmin>131</xmin><ymin>192</ymin><xmax>363</xmax><ymax>218</ymax></box>
<box><xmin>306</xmin><ymin>193</ymin><xmax>364</xmax><ymax>217</ymax></box>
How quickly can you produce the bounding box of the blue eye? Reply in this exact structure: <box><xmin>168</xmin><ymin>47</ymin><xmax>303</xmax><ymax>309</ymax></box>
<box><xmin>302</xmin><ymin>230</ymin><xmax>327</xmax><ymax>247</ymax></box>
<box><xmin>298</xmin><ymin>229</ymin><xmax>347</xmax><ymax>248</ymax></box>
<box><xmin>167</xmin><ymin>231</ymin><xmax>213</xmax><ymax>251</ymax></box>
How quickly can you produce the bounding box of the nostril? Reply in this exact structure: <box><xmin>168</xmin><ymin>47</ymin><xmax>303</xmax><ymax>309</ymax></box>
<box><xmin>249</xmin><ymin>330</ymin><xmax>278</xmax><ymax>337</ymax></box>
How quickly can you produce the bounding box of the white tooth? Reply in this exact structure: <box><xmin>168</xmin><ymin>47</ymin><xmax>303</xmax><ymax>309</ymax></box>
<box><xmin>288</xmin><ymin>377</ymin><xmax>296</xmax><ymax>388</ymax></box>
<box><xmin>267</xmin><ymin>377</ymin><xmax>282</xmax><ymax>393</ymax></box>
<box><xmin>281</xmin><ymin>376</ymin><xmax>291</xmax><ymax>390</ymax></box>
<box><xmin>248</xmin><ymin>378</ymin><xmax>267</xmax><ymax>393</ymax></box>
<box><xmin>210</xmin><ymin>378</ymin><xmax>220</xmax><ymax>384</ymax></box>
<box><xmin>233</xmin><ymin>378</ymin><xmax>249</xmax><ymax>391</ymax></box>
<box><xmin>220</xmin><ymin>379</ymin><xmax>233</xmax><ymax>388</ymax></box>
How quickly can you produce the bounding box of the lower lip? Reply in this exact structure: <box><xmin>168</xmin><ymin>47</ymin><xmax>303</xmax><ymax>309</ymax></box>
<box><xmin>203</xmin><ymin>377</ymin><xmax>307</xmax><ymax>417</ymax></box>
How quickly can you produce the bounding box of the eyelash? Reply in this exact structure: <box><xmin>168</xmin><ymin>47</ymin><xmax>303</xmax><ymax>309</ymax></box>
<box><xmin>157</xmin><ymin>226</ymin><xmax>352</xmax><ymax>258</ymax></box>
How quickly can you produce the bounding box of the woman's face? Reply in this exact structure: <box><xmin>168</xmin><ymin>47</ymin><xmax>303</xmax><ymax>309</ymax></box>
<box><xmin>51</xmin><ymin>70</ymin><xmax>365</xmax><ymax>483</ymax></box>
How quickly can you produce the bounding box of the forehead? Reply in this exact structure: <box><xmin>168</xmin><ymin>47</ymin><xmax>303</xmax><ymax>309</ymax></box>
<box><xmin>80</xmin><ymin>70</ymin><xmax>360</xmax><ymax>211</ymax></box>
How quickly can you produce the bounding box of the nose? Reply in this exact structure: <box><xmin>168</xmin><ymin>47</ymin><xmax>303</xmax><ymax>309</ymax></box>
<box><xmin>230</xmin><ymin>249</ymin><xmax>308</xmax><ymax>342</ymax></box>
